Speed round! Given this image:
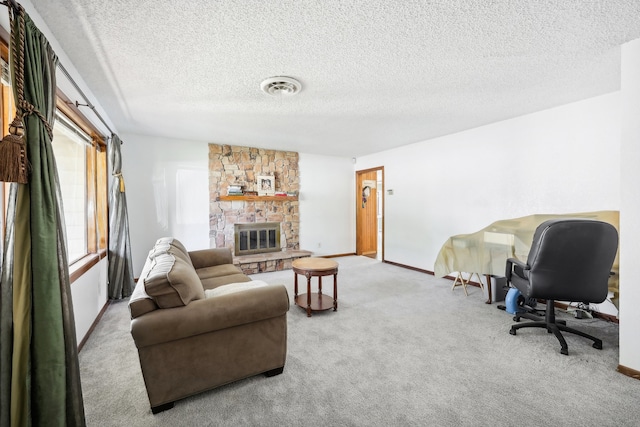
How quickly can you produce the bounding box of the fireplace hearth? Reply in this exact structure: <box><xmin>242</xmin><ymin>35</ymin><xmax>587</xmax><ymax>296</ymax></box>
<box><xmin>234</xmin><ymin>222</ymin><xmax>281</xmax><ymax>256</ymax></box>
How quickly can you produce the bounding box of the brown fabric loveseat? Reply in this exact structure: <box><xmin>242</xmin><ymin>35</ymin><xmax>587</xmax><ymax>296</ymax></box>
<box><xmin>128</xmin><ymin>237</ymin><xmax>289</xmax><ymax>413</ymax></box>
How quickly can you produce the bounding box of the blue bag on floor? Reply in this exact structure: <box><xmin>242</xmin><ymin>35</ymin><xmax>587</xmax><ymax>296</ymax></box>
<box><xmin>505</xmin><ymin>288</ymin><xmax>524</xmax><ymax>314</ymax></box>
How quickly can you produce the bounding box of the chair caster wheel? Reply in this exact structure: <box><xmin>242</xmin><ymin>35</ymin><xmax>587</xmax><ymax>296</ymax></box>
<box><xmin>592</xmin><ymin>341</ymin><xmax>603</xmax><ymax>350</ymax></box>
<box><xmin>513</xmin><ymin>316</ymin><xmax>519</xmax><ymax>322</ymax></box>
<box><xmin>509</xmin><ymin>328</ymin><xmax>516</xmax><ymax>336</ymax></box>
<box><xmin>560</xmin><ymin>347</ymin><xmax>568</xmax><ymax>355</ymax></box>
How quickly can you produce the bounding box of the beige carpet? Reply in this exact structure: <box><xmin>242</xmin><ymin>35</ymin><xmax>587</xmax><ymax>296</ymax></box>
<box><xmin>79</xmin><ymin>256</ymin><xmax>638</xmax><ymax>426</ymax></box>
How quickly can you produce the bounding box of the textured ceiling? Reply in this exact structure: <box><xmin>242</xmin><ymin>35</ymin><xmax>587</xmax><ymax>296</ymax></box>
<box><xmin>30</xmin><ymin>0</ymin><xmax>640</xmax><ymax>157</ymax></box>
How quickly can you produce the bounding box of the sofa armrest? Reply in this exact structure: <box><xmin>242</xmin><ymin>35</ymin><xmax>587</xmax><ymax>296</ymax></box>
<box><xmin>130</xmin><ymin>284</ymin><xmax>289</xmax><ymax>348</ymax></box>
<box><xmin>188</xmin><ymin>248</ymin><xmax>233</xmax><ymax>269</ymax></box>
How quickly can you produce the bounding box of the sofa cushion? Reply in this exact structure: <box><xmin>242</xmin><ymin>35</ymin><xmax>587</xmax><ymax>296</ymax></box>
<box><xmin>129</xmin><ymin>284</ymin><xmax>158</xmax><ymax>319</ymax></box>
<box><xmin>129</xmin><ymin>254</ymin><xmax>160</xmax><ymax>319</ymax></box>
<box><xmin>143</xmin><ymin>254</ymin><xmax>205</xmax><ymax>308</ymax></box>
<box><xmin>129</xmin><ymin>287</ymin><xmax>159</xmax><ymax>319</ymax></box>
<box><xmin>188</xmin><ymin>248</ymin><xmax>233</xmax><ymax>269</ymax></box>
<box><xmin>149</xmin><ymin>237</ymin><xmax>193</xmax><ymax>267</ymax></box>
<box><xmin>155</xmin><ymin>236</ymin><xmax>189</xmax><ymax>255</ymax></box>
<box><xmin>196</xmin><ymin>264</ymin><xmax>246</xmax><ymax>280</ymax></box>
<box><xmin>204</xmin><ymin>280</ymin><xmax>269</xmax><ymax>298</ymax></box>
<box><xmin>201</xmin><ymin>273</ymin><xmax>252</xmax><ymax>290</ymax></box>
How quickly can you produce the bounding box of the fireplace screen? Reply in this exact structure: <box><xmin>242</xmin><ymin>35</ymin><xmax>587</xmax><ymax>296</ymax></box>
<box><xmin>234</xmin><ymin>222</ymin><xmax>281</xmax><ymax>256</ymax></box>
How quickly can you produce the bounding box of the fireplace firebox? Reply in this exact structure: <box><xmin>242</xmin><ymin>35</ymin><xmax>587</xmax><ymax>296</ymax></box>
<box><xmin>234</xmin><ymin>222</ymin><xmax>281</xmax><ymax>256</ymax></box>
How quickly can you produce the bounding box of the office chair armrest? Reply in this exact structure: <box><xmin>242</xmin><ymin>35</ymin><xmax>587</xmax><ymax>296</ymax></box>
<box><xmin>505</xmin><ymin>257</ymin><xmax>529</xmax><ymax>281</ymax></box>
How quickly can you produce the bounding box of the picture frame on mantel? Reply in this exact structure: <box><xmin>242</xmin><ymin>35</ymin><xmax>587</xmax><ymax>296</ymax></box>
<box><xmin>257</xmin><ymin>175</ymin><xmax>275</xmax><ymax>196</ymax></box>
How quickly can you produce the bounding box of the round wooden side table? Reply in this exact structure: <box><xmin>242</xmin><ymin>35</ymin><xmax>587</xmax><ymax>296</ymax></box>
<box><xmin>292</xmin><ymin>257</ymin><xmax>338</xmax><ymax>317</ymax></box>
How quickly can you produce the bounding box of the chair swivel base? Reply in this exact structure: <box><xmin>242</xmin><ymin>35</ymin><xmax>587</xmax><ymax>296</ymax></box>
<box><xmin>510</xmin><ymin>321</ymin><xmax>602</xmax><ymax>355</ymax></box>
<box><xmin>509</xmin><ymin>300</ymin><xmax>603</xmax><ymax>355</ymax></box>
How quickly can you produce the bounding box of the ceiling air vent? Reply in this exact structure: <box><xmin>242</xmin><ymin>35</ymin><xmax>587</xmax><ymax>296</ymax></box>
<box><xmin>260</xmin><ymin>76</ymin><xmax>302</xmax><ymax>96</ymax></box>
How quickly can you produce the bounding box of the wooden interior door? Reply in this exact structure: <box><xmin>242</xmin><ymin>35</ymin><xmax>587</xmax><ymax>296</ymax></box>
<box><xmin>356</xmin><ymin>168</ymin><xmax>381</xmax><ymax>257</ymax></box>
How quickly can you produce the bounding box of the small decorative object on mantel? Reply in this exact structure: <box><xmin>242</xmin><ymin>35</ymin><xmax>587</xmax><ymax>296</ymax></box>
<box><xmin>257</xmin><ymin>175</ymin><xmax>275</xmax><ymax>196</ymax></box>
<box><xmin>227</xmin><ymin>185</ymin><xmax>244</xmax><ymax>196</ymax></box>
<box><xmin>244</xmin><ymin>190</ymin><xmax>258</xmax><ymax>196</ymax></box>
<box><xmin>274</xmin><ymin>191</ymin><xmax>287</xmax><ymax>197</ymax></box>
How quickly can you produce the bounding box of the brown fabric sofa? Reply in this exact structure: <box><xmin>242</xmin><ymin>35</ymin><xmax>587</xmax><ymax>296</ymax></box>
<box><xmin>128</xmin><ymin>237</ymin><xmax>289</xmax><ymax>413</ymax></box>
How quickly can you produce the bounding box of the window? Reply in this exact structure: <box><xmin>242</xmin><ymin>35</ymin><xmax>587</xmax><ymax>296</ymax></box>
<box><xmin>52</xmin><ymin>113</ymin><xmax>90</xmax><ymax>262</ymax></box>
<box><xmin>53</xmin><ymin>99</ymin><xmax>108</xmax><ymax>272</ymax></box>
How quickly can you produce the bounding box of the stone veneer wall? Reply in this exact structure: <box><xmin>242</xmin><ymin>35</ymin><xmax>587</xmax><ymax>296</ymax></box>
<box><xmin>209</xmin><ymin>144</ymin><xmax>300</xmax><ymax>253</ymax></box>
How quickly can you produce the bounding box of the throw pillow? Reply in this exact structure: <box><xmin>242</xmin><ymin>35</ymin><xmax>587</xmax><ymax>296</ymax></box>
<box><xmin>144</xmin><ymin>253</ymin><xmax>204</xmax><ymax>308</ymax></box>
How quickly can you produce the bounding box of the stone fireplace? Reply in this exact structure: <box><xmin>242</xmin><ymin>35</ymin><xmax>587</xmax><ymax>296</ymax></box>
<box><xmin>234</xmin><ymin>222</ymin><xmax>281</xmax><ymax>256</ymax></box>
<box><xmin>209</xmin><ymin>144</ymin><xmax>310</xmax><ymax>273</ymax></box>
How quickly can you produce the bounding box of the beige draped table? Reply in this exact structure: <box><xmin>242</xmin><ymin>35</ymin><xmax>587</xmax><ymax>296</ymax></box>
<box><xmin>434</xmin><ymin>211</ymin><xmax>620</xmax><ymax>304</ymax></box>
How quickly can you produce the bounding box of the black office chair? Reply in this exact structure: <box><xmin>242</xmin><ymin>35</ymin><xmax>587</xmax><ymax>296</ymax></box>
<box><xmin>505</xmin><ymin>219</ymin><xmax>618</xmax><ymax>355</ymax></box>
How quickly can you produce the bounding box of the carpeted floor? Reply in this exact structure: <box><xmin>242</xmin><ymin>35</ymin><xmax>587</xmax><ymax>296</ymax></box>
<box><xmin>78</xmin><ymin>256</ymin><xmax>639</xmax><ymax>426</ymax></box>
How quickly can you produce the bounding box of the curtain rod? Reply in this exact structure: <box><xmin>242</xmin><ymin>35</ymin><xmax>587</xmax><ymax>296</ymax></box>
<box><xmin>57</xmin><ymin>63</ymin><xmax>120</xmax><ymax>143</ymax></box>
<box><xmin>1</xmin><ymin>0</ymin><xmax>19</xmax><ymax>11</ymax></box>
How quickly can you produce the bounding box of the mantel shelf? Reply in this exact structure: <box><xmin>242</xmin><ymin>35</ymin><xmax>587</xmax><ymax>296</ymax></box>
<box><xmin>217</xmin><ymin>195</ymin><xmax>298</xmax><ymax>202</ymax></box>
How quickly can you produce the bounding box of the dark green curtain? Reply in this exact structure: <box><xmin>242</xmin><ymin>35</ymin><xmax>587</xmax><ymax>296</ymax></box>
<box><xmin>0</xmin><ymin>5</ymin><xmax>85</xmax><ymax>426</ymax></box>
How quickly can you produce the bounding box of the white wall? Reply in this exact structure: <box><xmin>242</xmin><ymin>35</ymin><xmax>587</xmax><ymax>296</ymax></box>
<box><xmin>120</xmin><ymin>133</ymin><xmax>210</xmax><ymax>274</ymax></box>
<box><xmin>71</xmin><ymin>258</ymin><xmax>108</xmax><ymax>344</ymax></box>
<box><xmin>619</xmin><ymin>39</ymin><xmax>640</xmax><ymax>372</ymax></box>
<box><xmin>356</xmin><ymin>93</ymin><xmax>621</xmax><ymax>271</ymax></box>
<box><xmin>122</xmin><ymin>137</ymin><xmax>356</xmax><ymax>274</ymax></box>
<box><xmin>299</xmin><ymin>153</ymin><xmax>355</xmax><ymax>256</ymax></box>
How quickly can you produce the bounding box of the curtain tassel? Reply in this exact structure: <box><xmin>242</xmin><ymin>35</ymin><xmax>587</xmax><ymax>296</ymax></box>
<box><xmin>0</xmin><ymin>116</ymin><xmax>28</xmax><ymax>184</ymax></box>
<box><xmin>112</xmin><ymin>172</ymin><xmax>125</xmax><ymax>192</ymax></box>
<box><xmin>1</xmin><ymin>2</ymin><xmax>31</xmax><ymax>184</ymax></box>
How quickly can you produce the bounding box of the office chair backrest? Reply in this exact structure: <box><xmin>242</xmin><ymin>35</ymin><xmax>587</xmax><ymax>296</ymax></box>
<box><xmin>525</xmin><ymin>219</ymin><xmax>618</xmax><ymax>302</ymax></box>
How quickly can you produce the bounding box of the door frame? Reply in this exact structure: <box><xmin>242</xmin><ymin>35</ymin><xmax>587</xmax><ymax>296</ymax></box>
<box><xmin>355</xmin><ymin>166</ymin><xmax>384</xmax><ymax>260</ymax></box>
